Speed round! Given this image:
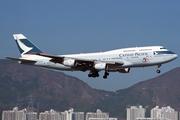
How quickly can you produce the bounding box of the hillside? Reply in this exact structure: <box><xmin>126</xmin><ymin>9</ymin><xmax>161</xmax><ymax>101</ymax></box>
<box><xmin>0</xmin><ymin>59</ymin><xmax>180</xmax><ymax>120</ymax></box>
<box><xmin>0</xmin><ymin>60</ymin><xmax>105</xmax><ymax>114</ymax></box>
<box><xmin>97</xmin><ymin>67</ymin><xmax>180</xmax><ymax>119</ymax></box>
<box><xmin>127</xmin><ymin>67</ymin><xmax>180</xmax><ymax>110</ymax></box>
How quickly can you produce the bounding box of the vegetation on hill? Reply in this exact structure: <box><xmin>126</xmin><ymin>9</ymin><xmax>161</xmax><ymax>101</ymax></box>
<box><xmin>0</xmin><ymin>59</ymin><xmax>180</xmax><ymax>120</ymax></box>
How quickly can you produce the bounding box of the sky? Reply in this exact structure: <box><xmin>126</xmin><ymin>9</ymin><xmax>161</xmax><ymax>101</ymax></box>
<box><xmin>0</xmin><ymin>0</ymin><xmax>180</xmax><ymax>91</ymax></box>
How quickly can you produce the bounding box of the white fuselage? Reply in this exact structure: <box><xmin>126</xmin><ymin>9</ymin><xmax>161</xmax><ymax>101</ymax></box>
<box><xmin>22</xmin><ymin>46</ymin><xmax>177</xmax><ymax>72</ymax></box>
<box><xmin>8</xmin><ymin>34</ymin><xmax>177</xmax><ymax>79</ymax></box>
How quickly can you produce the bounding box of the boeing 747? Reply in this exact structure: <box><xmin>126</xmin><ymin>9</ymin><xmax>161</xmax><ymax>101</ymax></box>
<box><xmin>6</xmin><ymin>34</ymin><xmax>178</xmax><ymax>79</ymax></box>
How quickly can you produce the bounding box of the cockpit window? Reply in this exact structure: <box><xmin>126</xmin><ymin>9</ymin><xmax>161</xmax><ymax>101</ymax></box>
<box><xmin>160</xmin><ymin>47</ymin><xmax>166</xmax><ymax>49</ymax></box>
<box><xmin>155</xmin><ymin>51</ymin><xmax>175</xmax><ymax>55</ymax></box>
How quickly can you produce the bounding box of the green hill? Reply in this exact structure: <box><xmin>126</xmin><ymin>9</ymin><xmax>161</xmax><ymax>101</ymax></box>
<box><xmin>1</xmin><ymin>59</ymin><xmax>180</xmax><ymax>120</ymax></box>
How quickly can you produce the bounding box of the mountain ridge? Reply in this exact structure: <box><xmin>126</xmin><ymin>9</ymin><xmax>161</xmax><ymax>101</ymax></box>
<box><xmin>0</xmin><ymin>59</ymin><xmax>180</xmax><ymax>120</ymax></box>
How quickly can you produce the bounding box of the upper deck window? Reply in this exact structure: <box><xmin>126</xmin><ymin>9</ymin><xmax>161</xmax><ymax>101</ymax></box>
<box><xmin>139</xmin><ymin>49</ymin><xmax>152</xmax><ymax>51</ymax></box>
<box><xmin>123</xmin><ymin>50</ymin><xmax>135</xmax><ymax>52</ymax></box>
<box><xmin>160</xmin><ymin>47</ymin><xmax>166</xmax><ymax>49</ymax></box>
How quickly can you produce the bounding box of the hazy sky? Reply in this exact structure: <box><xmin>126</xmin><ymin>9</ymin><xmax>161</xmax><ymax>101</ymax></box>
<box><xmin>1</xmin><ymin>0</ymin><xmax>180</xmax><ymax>91</ymax></box>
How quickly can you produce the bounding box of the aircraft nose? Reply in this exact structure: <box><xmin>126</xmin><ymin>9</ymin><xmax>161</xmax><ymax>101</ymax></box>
<box><xmin>174</xmin><ymin>54</ymin><xmax>178</xmax><ymax>59</ymax></box>
<box><xmin>172</xmin><ymin>53</ymin><xmax>178</xmax><ymax>60</ymax></box>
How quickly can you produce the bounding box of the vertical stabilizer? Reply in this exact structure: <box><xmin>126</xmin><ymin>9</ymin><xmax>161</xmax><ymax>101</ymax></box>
<box><xmin>13</xmin><ymin>34</ymin><xmax>43</xmax><ymax>56</ymax></box>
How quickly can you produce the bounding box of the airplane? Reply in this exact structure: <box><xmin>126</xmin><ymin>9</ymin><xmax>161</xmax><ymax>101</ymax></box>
<box><xmin>6</xmin><ymin>34</ymin><xmax>178</xmax><ymax>79</ymax></box>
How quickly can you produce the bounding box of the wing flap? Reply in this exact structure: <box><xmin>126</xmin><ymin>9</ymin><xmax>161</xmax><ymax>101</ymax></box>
<box><xmin>34</xmin><ymin>53</ymin><xmax>124</xmax><ymax>65</ymax></box>
<box><xmin>34</xmin><ymin>53</ymin><xmax>95</xmax><ymax>64</ymax></box>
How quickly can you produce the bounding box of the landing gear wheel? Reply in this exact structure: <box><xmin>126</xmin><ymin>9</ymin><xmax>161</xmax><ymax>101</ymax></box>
<box><xmin>88</xmin><ymin>71</ymin><xmax>99</xmax><ymax>78</ymax></box>
<box><xmin>103</xmin><ymin>71</ymin><xmax>109</xmax><ymax>79</ymax></box>
<box><xmin>103</xmin><ymin>75</ymin><xmax>107</xmax><ymax>79</ymax></box>
<box><xmin>156</xmin><ymin>70</ymin><xmax>161</xmax><ymax>73</ymax></box>
<box><xmin>88</xmin><ymin>74</ymin><xmax>92</xmax><ymax>77</ymax></box>
<box><xmin>156</xmin><ymin>65</ymin><xmax>161</xmax><ymax>74</ymax></box>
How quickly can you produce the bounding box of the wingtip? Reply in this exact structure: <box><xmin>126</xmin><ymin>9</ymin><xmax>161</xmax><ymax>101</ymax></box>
<box><xmin>5</xmin><ymin>56</ymin><xmax>11</xmax><ymax>59</ymax></box>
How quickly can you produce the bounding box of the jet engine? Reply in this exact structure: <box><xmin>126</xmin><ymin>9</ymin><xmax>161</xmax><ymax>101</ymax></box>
<box><xmin>118</xmin><ymin>68</ymin><xmax>130</xmax><ymax>73</ymax></box>
<box><xmin>63</xmin><ymin>59</ymin><xmax>76</xmax><ymax>67</ymax></box>
<box><xmin>94</xmin><ymin>63</ymin><xmax>106</xmax><ymax>70</ymax></box>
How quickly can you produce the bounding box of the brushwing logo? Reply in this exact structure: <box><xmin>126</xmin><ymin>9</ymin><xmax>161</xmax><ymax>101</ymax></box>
<box><xmin>142</xmin><ymin>58</ymin><xmax>149</xmax><ymax>62</ymax></box>
<box><xmin>16</xmin><ymin>38</ymin><xmax>33</xmax><ymax>56</ymax></box>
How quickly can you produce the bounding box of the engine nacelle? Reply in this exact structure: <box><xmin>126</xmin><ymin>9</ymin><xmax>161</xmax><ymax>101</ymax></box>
<box><xmin>63</xmin><ymin>59</ymin><xmax>76</xmax><ymax>67</ymax></box>
<box><xmin>118</xmin><ymin>68</ymin><xmax>130</xmax><ymax>73</ymax></box>
<box><xmin>94</xmin><ymin>63</ymin><xmax>106</xmax><ymax>70</ymax></box>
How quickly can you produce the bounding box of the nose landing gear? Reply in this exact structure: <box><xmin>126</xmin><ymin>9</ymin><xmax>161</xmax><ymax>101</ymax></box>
<box><xmin>156</xmin><ymin>70</ymin><xmax>161</xmax><ymax>73</ymax></box>
<box><xmin>156</xmin><ymin>65</ymin><xmax>161</xmax><ymax>73</ymax></box>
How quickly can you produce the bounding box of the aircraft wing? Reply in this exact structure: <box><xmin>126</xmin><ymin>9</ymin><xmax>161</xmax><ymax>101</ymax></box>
<box><xmin>5</xmin><ymin>57</ymin><xmax>37</xmax><ymax>63</ymax></box>
<box><xmin>34</xmin><ymin>53</ymin><xmax>94</xmax><ymax>63</ymax></box>
<box><xmin>34</xmin><ymin>53</ymin><xmax>124</xmax><ymax>71</ymax></box>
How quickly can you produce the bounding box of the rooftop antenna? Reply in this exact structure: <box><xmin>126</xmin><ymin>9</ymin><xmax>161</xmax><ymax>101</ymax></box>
<box><xmin>27</xmin><ymin>94</ymin><xmax>36</xmax><ymax>112</ymax></box>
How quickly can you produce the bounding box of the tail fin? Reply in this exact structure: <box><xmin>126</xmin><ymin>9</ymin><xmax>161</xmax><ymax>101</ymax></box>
<box><xmin>13</xmin><ymin>34</ymin><xmax>43</xmax><ymax>56</ymax></box>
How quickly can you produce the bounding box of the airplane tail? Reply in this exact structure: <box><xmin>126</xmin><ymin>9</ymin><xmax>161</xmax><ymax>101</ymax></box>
<box><xmin>13</xmin><ymin>34</ymin><xmax>43</xmax><ymax>57</ymax></box>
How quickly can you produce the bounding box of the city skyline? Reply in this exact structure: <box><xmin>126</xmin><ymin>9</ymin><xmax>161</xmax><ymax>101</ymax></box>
<box><xmin>2</xmin><ymin>105</ymin><xmax>179</xmax><ymax>120</ymax></box>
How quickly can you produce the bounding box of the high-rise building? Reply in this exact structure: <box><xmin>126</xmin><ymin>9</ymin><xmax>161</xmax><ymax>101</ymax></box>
<box><xmin>2</xmin><ymin>107</ymin><xmax>27</xmax><ymax>120</ymax></box>
<box><xmin>39</xmin><ymin>108</ymin><xmax>84</xmax><ymax>120</ymax></box>
<box><xmin>2</xmin><ymin>107</ymin><xmax>37</xmax><ymax>120</ymax></box>
<box><xmin>39</xmin><ymin>109</ymin><xmax>61</xmax><ymax>120</ymax></box>
<box><xmin>86</xmin><ymin>109</ymin><xmax>117</xmax><ymax>120</ymax></box>
<box><xmin>136</xmin><ymin>117</ymin><xmax>171</xmax><ymax>120</ymax></box>
<box><xmin>73</xmin><ymin>112</ymin><xmax>84</xmax><ymax>120</ymax></box>
<box><xmin>26</xmin><ymin>112</ymin><xmax>37</xmax><ymax>120</ymax></box>
<box><xmin>88</xmin><ymin>118</ymin><xmax>117</xmax><ymax>120</ymax></box>
<box><xmin>127</xmin><ymin>105</ymin><xmax>146</xmax><ymax>120</ymax></box>
<box><xmin>151</xmin><ymin>106</ymin><xmax>178</xmax><ymax>120</ymax></box>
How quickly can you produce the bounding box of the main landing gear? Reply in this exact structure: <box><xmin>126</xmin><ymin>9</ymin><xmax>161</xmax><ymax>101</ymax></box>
<box><xmin>103</xmin><ymin>71</ymin><xmax>109</xmax><ymax>79</ymax></box>
<box><xmin>88</xmin><ymin>71</ymin><xmax>109</xmax><ymax>79</ymax></box>
<box><xmin>88</xmin><ymin>71</ymin><xmax>99</xmax><ymax>78</ymax></box>
<box><xmin>156</xmin><ymin>65</ymin><xmax>161</xmax><ymax>73</ymax></box>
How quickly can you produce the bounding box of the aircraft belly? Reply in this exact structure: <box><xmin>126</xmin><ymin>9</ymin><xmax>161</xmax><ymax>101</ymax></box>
<box><xmin>35</xmin><ymin>61</ymin><xmax>74</xmax><ymax>71</ymax></box>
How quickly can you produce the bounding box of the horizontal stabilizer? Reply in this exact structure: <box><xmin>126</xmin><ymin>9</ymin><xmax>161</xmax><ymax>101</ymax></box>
<box><xmin>5</xmin><ymin>57</ymin><xmax>37</xmax><ymax>63</ymax></box>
